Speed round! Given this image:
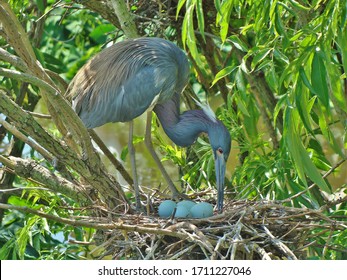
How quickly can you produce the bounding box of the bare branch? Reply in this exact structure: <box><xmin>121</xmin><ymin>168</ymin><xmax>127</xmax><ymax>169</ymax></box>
<box><xmin>0</xmin><ymin>47</ymin><xmax>29</xmax><ymax>72</ymax></box>
<box><xmin>0</xmin><ymin>156</ymin><xmax>89</xmax><ymax>203</ymax></box>
<box><xmin>108</xmin><ymin>0</ymin><xmax>138</xmax><ymax>38</ymax></box>
<box><xmin>0</xmin><ymin>89</ymin><xmax>127</xmax><ymax>208</ymax></box>
<box><xmin>0</xmin><ymin>118</ymin><xmax>53</xmax><ymax>161</ymax></box>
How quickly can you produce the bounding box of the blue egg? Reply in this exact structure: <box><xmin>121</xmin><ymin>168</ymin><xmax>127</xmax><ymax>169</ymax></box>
<box><xmin>158</xmin><ymin>200</ymin><xmax>176</xmax><ymax>218</ymax></box>
<box><xmin>174</xmin><ymin>205</ymin><xmax>190</xmax><ymax>218</ymax></box>
<box><xmin>177</xmin><ymin>200</ymin><xmax>196</xmax><ymax>211</ymax></box>
<box><xmin>190</xmin><ymin>202</ymin><xmax>214</xmax><ymax>218</ymax></box>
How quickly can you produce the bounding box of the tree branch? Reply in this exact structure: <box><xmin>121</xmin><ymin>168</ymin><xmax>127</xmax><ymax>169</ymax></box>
<box><xmin>0</xmin><ymin>156</ymin><xmax>90</xmax><ymax>203</ymax></box>
<box><xmin>0</xmin><ymin>2</ymin><xmax>101</xmax><ymax>169</ymax></box>
<box><xmin>89</xmin><ymin>129</ymin><xmax>133</xmax><ymax>186</ymax></box>
<box><xmin>0</xmin><ymin>90</ymin><xmax>126</xmax><ymax>208</ymax></box>
<box><xmin>0</xmin><ymin>47</ymin><xmax>29</xmax><ymax>72</ymax></box>
<box><xmin>0</xmin><ymin>202</ymin><xmax>188</xmax><ymax>239</ymax></box>
<box><xmin>108</xmin><ymin>0</ymin><xmax>138</xmax><ymax>38</ymax></box>
<box><xmin>0</xmin><ymin>118</ymin><xmax>53</xmax><ymax>161</ymax></box>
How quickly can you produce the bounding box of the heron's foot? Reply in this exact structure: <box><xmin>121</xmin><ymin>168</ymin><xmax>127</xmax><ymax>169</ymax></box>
<box><xmin>135</xmin><ymin>205</ymin><xmax>145</xmax><ymax>213</ymax></box>
<box><xmin>134</xmin><ymin>197</ymin><xmax>146</xmax><ymax>213</ymax></box>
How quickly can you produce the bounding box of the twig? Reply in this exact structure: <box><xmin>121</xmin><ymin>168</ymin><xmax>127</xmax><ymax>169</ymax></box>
<box><xmin>108</xmin><ymin>0</ymin><xmax>138</xmax><ymax>38</ymax></box>
<box><xmin>0</xmin><ymin>118</ymin><xmax>53</xmax><ymax>161</ymax></box>
<box><xmin>89</xmin><ymin>129</ymin><xmax>133</xmax><ymax>186</ymax></box>
<box><xmin>0</xmin><ymin>156</ymin><xmax>89</xmax><ymax>203</ymax></box>
<box><xmin>0</xmin><ymin>202</ymin><xmax>189</xmax><ymax>239</ymax></box>
<box><xmin>144</xmin><ymin>236</ymin><xmax>162</xmax><ymax>260</ymax></box>
<box><xmin>0</xmin><ymin>186</ymin><xmax>52</xmax><ymax>193</ymax></box>
<box><xmin>169</xmin><ymin>244</ymin><xmax>196</xmax><ymax>260</ymax></box>
<box><xmin>252</xmin><ymin>243</ymin><xmax>272</xmax><ymax>260</ymax></box>
<box><xmin>281</xmin><ymin>159</ymin><xmax>346</xmax><ymax>203</ymax></box>
<box><xmin>322</xmin><ymin>225</ymin><xmax>335</xmax><ymax>259</ymax></box>
<box><xmin>230</xmin><ymin>219</ymin><xmax>244</xmax><ymax>260</ymax></box>
<box><xmin>262</xmin><ymin>225</ymin><xmax>297</xmax><ymax>260</ymax></box>
<box><xmin>25</xmin><ymin>111</ymin><xmax>52</xmax><ymax>119</ymax></box>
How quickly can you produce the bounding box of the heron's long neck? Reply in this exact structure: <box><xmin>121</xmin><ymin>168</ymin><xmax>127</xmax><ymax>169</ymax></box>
<box><xmin>153</xmin><ymin>97</ymin><xmax>211</xmax><ymax>147</ymax></box>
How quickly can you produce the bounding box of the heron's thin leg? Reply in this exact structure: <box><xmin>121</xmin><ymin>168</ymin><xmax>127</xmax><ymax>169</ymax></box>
<box><xmin>144</xmin><ymin>111</ymin><xmax>180</xmax><ymax>197</ymax></box>
<box><xmin>128</xmin><ymin>120</ymin><xmax>141</xmax><ymax>210</ymax></box>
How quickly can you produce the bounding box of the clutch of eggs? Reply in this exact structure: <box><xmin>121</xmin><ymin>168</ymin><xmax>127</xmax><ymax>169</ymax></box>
<box><xmin>158</xmin><ymin>200</ymin><xmax>214</xmax><ymax>219</ymax></box>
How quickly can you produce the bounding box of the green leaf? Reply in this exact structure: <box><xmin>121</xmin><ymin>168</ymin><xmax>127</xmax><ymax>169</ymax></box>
<box><xmin>273</xmin><ymin>94</ymin><xmax>288</xmax><ymax>126</ymax></box>
<box><xmin>251</xmin><ymin>48</ymin><xmax>272</xmax><ymax>70</ymax></box>
<box><xmin>316</xmin><ymin>109</ymin><xmax>345</xmax><ymax>157</ymax></box>
<box><xmin>284</xmin><ymin>108</ymin><xmax>331</xmax><ymax>193</ymax></box>
<box><xmin>16</xmin><ymin>216</ymin><xmax>40</xmax><ymax>260</ymax></box>
<box><xmin>176</xmin><ymin>0</ymin><xmax>187</xmax><ymax>18</ymax></box>
<box><xmin>295</xmin><ymin>79</ymin><xmax>314</xmax><ymax>134</ymax></box>
<box><xmin>273</xmin><ymin>49</ymin><xmax>289</xmax><ymax>64</ymax></box>
<box><xmin>196</xmin><ymin>0</ymin><xmax>205</xmax><ymax>40</ymax></box>
<box><xmin>217</xmin><ymin>0</ymin><xmax>233</xmax><ymax>42</ymax></box>
<box><xmin>34</xmin><ymin>0</ymin><xmax>45</xmax><ymax>13</ymax></box>
<box><xmin>211</xmin><ymin>65</ymin><xmax>238</xmax><ymax>86</ymax></box>
<box><xmin>89</xmin><ymin>24</ymin><xmax>115</xmax><ymax>44</ymax></box>
<box><xmin>311</xmin><ymin>49</ymin><xmax>330</xmax><ymax>109</ymax></box>
<box><xmin>120</xmin><ymin>147</ymin><xmax>128</xmax><ymax>161</ymax></box>
<box><xmin>0</xmin><ymin>238</ymin><xmax>15</xmax><ymax>260</ymax></box>
<box><xmin>214</xmin><ymin>0</ymin><xmax>222</xmax><ymax>14</ymax></box>
<box><xmin>288</xmin><ymin>0</ymin><xmax>311</xmax><ymax>11</ymax></box>
<box><xmin>236</xmin><ymin>95</ymin><xmax>250</xmax><ymax>117</ymax></box>
<box><xmin>274</xmin><ymin>5</ymin><xmax>285</xmax><ymax>35</ymax></box>
<box><xmin>299</xmin><ymin>66</ymin><xmax>317</xmax><ymax>94</ymax></box>
<box><xmin>229</xmin><ymin>35</ymin><xmax>248</xmax><ymax>52</ymax></box>
<box><xmin>184</xmin><ymin>4</ymin><xmax>204</xmax><ymax>66</ymax></box>
<box><xmin>235</xmin><ymin>68</ymin><xmax>246</xmax><ymax>94</ymax></box>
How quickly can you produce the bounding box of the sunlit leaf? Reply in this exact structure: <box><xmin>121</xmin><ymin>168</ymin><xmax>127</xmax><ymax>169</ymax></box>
<box><xmin>284</xmin><ymin>108</ymin><xmax>331</xmax><ymax>193</ymax></box>
<box><xmin>211</xmin><ymin>65</ymin><xmax>238</xmax><ymax>86</ymax></box>
<box><xmin>214</xmin><ymin>0</ymin><xmax>222</xmax><ymax>14</ymax></box>
<box><xmin>217</xmin><ymin>0</ymin><xmax>233</xmax><ymax>42</ymax></box>
<box><xmin>196</xmin><ymin>0</ymin><xmax>205</xmax><ymax>40</ymax></box>
<box><xmin>311</xmin><ymin>49</ymin><xmax>330</xmax><ymax>109</ymax></box>
<box><xmin>295</xmin><ymin>79</ymin><xmax>314</xmax><ymax>134</ymax></box>
<box><xmin>288</xmin><ymin>0</ymin><xmax>311</xmax><ymax>11</ymax></box>
<box><xmin>229</xmin><ymin>35</ymin><xmax>248</xmax><ymax>52</ymax></box>
<box><xmin>251</xmin><ymin>48</ymin><xmax>272</xmax><ymax>70</ymax></box>
<box><xmin>176</xmin><ymin>0</ymin><xmax>187</xmax><ymax>18</ymax></box>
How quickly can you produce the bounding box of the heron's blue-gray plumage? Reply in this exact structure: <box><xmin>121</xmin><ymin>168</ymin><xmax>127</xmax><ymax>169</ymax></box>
<box><xmin>67</xmin><ymin>37</ymin><xmax>231</xmax><ymax>211</ymax></box>
<box><xmin>154</xmin><ymin>93</ymin><xmax>231</xmax><ymax>158</ymax></box>
<box><xmin>68</xmin><ymin>37</ymin><xmax>189</xmax><ymax>128</ymax></box>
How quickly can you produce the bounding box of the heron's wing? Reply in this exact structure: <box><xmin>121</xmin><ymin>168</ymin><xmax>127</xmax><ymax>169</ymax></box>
<box><xmin>67</xmin><ymin>42</ymin><xmax>139</xmax><ymax>104</ymax></box>
<box><xmin>71</xmin><ymin>63</ymin><xmax>178</xmax><ymax>128</ymax></box>
<box><xmin>66</xmin><ymin>38</ymin><xmax>187</xmax><ymax>128</ymax></box>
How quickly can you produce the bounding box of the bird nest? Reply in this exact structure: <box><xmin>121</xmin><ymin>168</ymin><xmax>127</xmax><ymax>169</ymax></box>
<box><xmin>90</xmin><ymin>198</ymin><xmax>345</xmax><ymax>260</ymax></box>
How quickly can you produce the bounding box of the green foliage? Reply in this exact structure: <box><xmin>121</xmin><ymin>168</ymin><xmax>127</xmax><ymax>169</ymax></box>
<box><xmin>176</xmin><ymin>0</ymin><xmax>347</xmax><ymax>258</ymax></box>
<box><xmin>180</xmin><ymin>0</ymin><xmax>346</xmax><ymax>199</ymax></box>
<box><xmin>0</xmin><ymin>192</ymin><xmax>94</xmax><ymax>260</ymax></box>
<box><xmin>1</xmin><ymin>0</ymin><xmax>346</xmax><ymax>260</ymax></box>
<box><xmin>0</xmin><ymin>1</ymin><xmax>112</xmax><ymax>260</ymax></box>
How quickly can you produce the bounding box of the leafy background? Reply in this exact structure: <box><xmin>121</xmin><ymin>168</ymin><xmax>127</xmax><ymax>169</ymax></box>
<box><xmin>0</xmin><ymin>0</ymin><xmax>346</xmax><ymax>259</ymax></box>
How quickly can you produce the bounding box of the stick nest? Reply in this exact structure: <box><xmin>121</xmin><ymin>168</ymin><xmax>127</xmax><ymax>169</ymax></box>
<box><xmin>91</xmin><ymin>199</ymin><xmax>346</xmax><ymax>260</ymax></box>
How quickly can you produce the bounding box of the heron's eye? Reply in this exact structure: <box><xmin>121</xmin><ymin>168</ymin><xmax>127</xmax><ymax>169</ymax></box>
<box><xmin>217</xmin><ymin>148</ymin><xmax>223</xmax><ymax>154</ymax></box>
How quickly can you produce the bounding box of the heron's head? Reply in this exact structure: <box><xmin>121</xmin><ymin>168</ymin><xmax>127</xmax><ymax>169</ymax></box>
<box><xmin>209</xmin><ymin>121</ymin><xmax>231</xmax><ymax>212</ymax></box>
<box><xmin>195</xmin><ymin>101</ymin><xmax>231</xmax><ymax>212</ymax></box>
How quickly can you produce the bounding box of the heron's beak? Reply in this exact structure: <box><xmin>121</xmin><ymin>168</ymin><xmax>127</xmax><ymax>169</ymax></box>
<box><xmin>215</xmin><ymin>150</ymin><xmax>226</xmax><ymax>212</ymax></box>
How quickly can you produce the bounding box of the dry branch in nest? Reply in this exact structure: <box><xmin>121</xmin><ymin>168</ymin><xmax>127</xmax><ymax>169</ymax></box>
<box><xmin>89</xmin><ymin>199</ymin><xmax>346</xmax><ymax>260</ymax></box>
<box><xmin>0</xmin><ymin>192</ymin><xmax>346</xmax><ymax>260</ymax></box>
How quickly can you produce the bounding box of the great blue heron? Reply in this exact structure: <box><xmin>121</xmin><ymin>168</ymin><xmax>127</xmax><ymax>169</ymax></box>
<box><xmin>67</xmin><ymin>37</ymin><xmax>231</xmax><ymax>212</ymax></box>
